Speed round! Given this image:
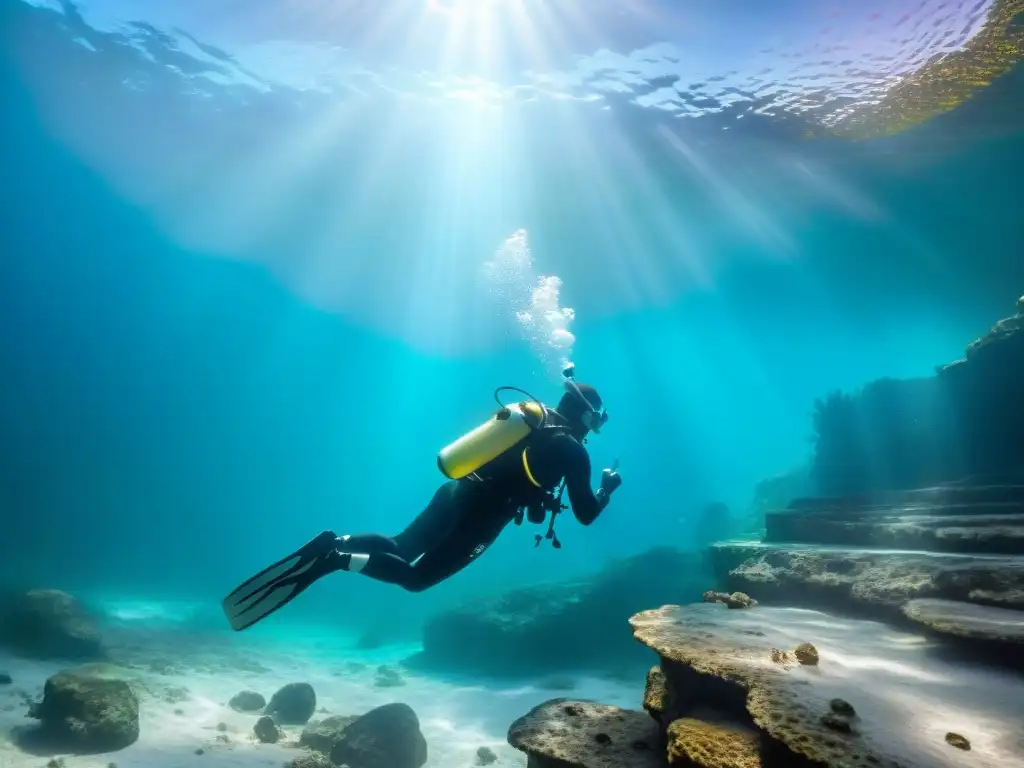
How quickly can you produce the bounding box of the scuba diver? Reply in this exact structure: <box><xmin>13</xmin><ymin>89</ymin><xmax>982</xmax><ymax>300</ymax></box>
<box><xmin>221</xmin><ymin>365</ymin><xmax>623</xmax><ymax>631</ymax></box>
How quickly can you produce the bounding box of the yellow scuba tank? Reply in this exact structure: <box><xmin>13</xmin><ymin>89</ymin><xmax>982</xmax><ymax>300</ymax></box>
<box><xmin>438</xmin><ymin>400</ymin><xmax>546</xmax><ymax>480</ymax></box>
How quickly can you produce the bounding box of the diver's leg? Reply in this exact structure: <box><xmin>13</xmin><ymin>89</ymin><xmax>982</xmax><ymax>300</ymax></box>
<box><xmin>333</xmin><ymin>482</ymin><xmax>459</xmax><ymax>561</ymax></box>
<box><xmin>333</xmin><ymin>507</ymin><xmax>513</xmax><ymax>593</ymax></box>
<box><xmin>391</xmin><ymin>481</ymin><xmax>462</xmax><ymax>559</ymax></box>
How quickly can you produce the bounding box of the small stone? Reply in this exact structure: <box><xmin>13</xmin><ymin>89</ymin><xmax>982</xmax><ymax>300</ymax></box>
<box><xmin>174</xmin><ymin>708</ymin><xmax>184</xmax><ymax>716</ymax></box>
<box><xmin>254</xmin><ymin>715</ymin><xmax>280</xmax><ymax>744</ymax></box>
<box><xmin>47</xmin><ymin>759</ymin><xmax>65</xmax><ymax>768</ymax></box>
<box><xmin>216</xmin><ymin>734</ymin><xmax>230</xmax><ymax>743</ymax></box>
<box><xmin>107</xmin><ymin>763</ymin><xmax>117</xmax><ymax>768</ymax></box>
<box><xmin>830</xmin><ymin>698</ymin><xmax>856</xmax><ymax>717</ymax></box>
<box><xmin>794</xmin><ymin>642</ymin><xmax>819</xmax><ymax>665</ymax></box>
<box><xmin>0</xmin><ymin>672</ymin><xmax>11</xmax><ymax>685</ymax></box>
<box><xmin>229</xmin><ymin>690</ymin><xmax>266</xmax><ymax>713</ymax></box>
<box><xmin>945</xmin><ymin>732</ymin><xmax>971</xmax><ymax>751</ymax></box>
<box><xmin>725</xmin><ymin>591</ymin><xmax>757</xmax><ymax>609</ymax></box>
<box><xmin>216</xmin><ymin>722</ymin><xmax>228</xmax><ymax>732</ymax></box>
<box><xmin>194</xmin><ymin>748</ymin><xmax>205</xmax><ymax>756</ymax></box>
<box><xmin>770</xmin><ymin>648</ymin><xmax>791</xmax><ymax>664</ymax></box>
<box><xmin>475</xmin><ymin>745</ymin><xmax>497</xmax><ymax>765</ymax></box>
<box><xmin>820</xmin><ymin>712</ymin><xmax>853</xmax><ymax>733</ymax></box>
<box><xmin>594</xmin><ymin>732</ymin><xmax>612</xmax><ymax>745</ymax></box>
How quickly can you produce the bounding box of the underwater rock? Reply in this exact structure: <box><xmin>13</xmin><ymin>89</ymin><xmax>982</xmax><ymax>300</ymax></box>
<box><xmin>228</xmin><ymin>690</ymin><xmax>265</xmax><ymax>712</ymax></box>
<box><xmin>298</xmin><ymin>715</ymin><xmax>358</xmax><ymax>754</ymax></box>
<box><xmin>253</xmin><ymin>715</ymin><xmax>279</xmax><ymax>744</ymax></box>
<box><xmin>901</xmin><ymin>598</ymin><xmax>1024</xmax><ymax>646</ymax></box>
<box><xmin>0</xmin><ymin>671</ymin><xmax>11</xmax><ymax>684</ymax></box>
<box><xmin>284</xmin><ymin>753</ymin><xmax>332</xmax><ymax>768</ymax></box>
<box><xmin>818</xmin><ymin>712</ymin><xmax>853</xmax><ymax>734</ymax></box>
<box><xmin>829</xmin><ymin>699</ymin><xmax>855</xmax><ymax>717</ymax></box>
<box><xmin>702</xmin><ymin>590</ymin><xmax>756</xmax><ymax>609</ymax></box>
<box><xmin>642</xmin><ymin>666</ymin><xmax>682</xmax><ymax>728</ymax></box>
<box><xmin>328</xmin><ymin>702</ymin><xmax>427</xmax><ymax>768</ymax></box>
<box><xmin>19</xmin><ymin>667</ymin><xmax>139</xmax><ymax>753</ymax></box>
<box><xmin>475</xmin><ymin>745</ymin><xmax>497</xmax><ymax>765</ymax></box>
<box><xmin>945</xmin><ymin>732</ymin><xmax>971</xmax><ymax>751</ymax></box>
<box><xmin>265</xmin><ymin>682</ymin><xmax>316</xmax><ymax>725</ymax></box>
<box><xmin>666</xmin><ymin>718</ymin><xmax>761</xmax><ymax>768</ymax></box>
<box><xmin>710</xmin><ymin>543</ymin><xmax>1024</xmax><ymax>618</ymax></box>
<box><xmin>373</xmin><ymin>664</ymin><xmax>405</xmax><ymax>688</ymax></box>
<box><xmin>0</xmin><ymin>589</ymin><xmax>104</xmax><ymax>660</ymax></box>
<box><xmin>419</xmin><ymin>546</ymin><xmax>709</xmax><ymax>676</ymax></box>
<box><xmin>703</xmin><ymin>591</ymin><xmax>731</xmax><ymax>604</ymax></box>
<box><xmin>812</xmin><ymin>296</ymin><xmax>1024</xmax><ymax>497</ymax></box>
<box><xmin>507</xmin><ymin>699</ymin><xmax>665</xmax><ymax>768</ymax></box>
<box><xmin>792</xmin><ymin>643</ymin><xmax>818</xmax><ymax>666</ymax></box>
<box><xmin>630</xmin><ymin>603</ymin><xmax>1024</xmax><ymax>768</ymax></box>
<box><xmin>760</xmin><ymin>483</ymin><xmax>1024</xmax><ymax>556</ymax></box>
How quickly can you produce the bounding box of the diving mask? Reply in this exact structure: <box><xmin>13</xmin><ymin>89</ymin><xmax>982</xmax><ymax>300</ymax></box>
<box><xmin>562</xmin><ymin>364</ymin><xmax>609</xmax><ymax>434</ymax></box>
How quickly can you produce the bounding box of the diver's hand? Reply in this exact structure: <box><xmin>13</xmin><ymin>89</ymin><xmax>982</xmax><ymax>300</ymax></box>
<box><xmin>600</xmin><ymin>468</ymin><xmax>623</xmax><ymax>495</ymax></box>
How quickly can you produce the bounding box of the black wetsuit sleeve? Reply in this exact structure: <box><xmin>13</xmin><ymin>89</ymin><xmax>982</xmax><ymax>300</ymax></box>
<box><xmin>558</xmin><ymin>436</ymin><xmax>605</xmax><ymax>526</ymax></box>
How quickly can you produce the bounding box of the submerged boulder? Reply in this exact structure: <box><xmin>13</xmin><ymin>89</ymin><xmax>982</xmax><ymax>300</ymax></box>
<box><xmin>229</xmin><ymin>690</ymin><xmax>266</xmax><ymax>712</ymax></box>
<box><xmin>0</xmin><ymin>590</ymin><xmax>104</xmax><ymax>660</ymax></box>
<box><xmin>328</xmin><ymin>703</ymin><xmax>427</xmax><ymax>768</ymax></box>
<box><xmin>18</xmin><ymin>667</ymin><xmax>139</xmax><ymax>753</ymax></box>
<box><xmin>253</xmin><ymin>715</ymin><xmax>279</xmax><ymax>744</ymax></box>
<box><xmin>419</xmin><ymin>547</ymin><xmax>709</xmax><ymax>676</ymax></box>
<box><xmin>299</xmin><ymin>715</ymin><xmax>358</xmax><ymax>754</ymax></box>
<box><xmin>265</xmin><ymin>682</ymin><xmax>316</xmax><ymax>725</ymax></box>
<box><xmin>507</xmin><ymin>699</ymin><xmax>664</xmax><ymax>767</ymax></box>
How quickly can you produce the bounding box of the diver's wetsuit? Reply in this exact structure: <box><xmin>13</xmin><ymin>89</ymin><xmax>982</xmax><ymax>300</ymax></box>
<box><xmin>333</xmin><ymin>423</ymin><xmax>603</xmax><ymax>592</ymax></box>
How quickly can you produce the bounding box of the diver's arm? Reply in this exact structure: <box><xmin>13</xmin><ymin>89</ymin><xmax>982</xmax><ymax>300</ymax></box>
<box><xmin>561</xmin><ymin>440</ymin><xmax>607</xmax><ymax>526</ymax></box>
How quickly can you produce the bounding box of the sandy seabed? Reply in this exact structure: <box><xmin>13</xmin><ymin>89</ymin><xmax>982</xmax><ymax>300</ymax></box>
<box><xmin>0</xmin><ymin>609</ymin><xmax>641</xmax><ymax>768</ymax></box>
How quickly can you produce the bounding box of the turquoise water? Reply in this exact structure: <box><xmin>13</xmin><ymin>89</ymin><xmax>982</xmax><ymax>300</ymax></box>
<box><xmin>0</xmin><ymin>0</ymin><xmax>1022</xmax><ymax>637</ymax></box>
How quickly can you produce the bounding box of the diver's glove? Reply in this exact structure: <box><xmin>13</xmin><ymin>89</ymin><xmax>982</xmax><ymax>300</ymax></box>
<box><xmin>600</xmin><ymin>467</ymin><xmax>623</xmax><ymax>495</ymax></box>
<box><xmin>596</xmin><ymin>468</ymin><xmax>622</xmax><ymax>510</ymax></box>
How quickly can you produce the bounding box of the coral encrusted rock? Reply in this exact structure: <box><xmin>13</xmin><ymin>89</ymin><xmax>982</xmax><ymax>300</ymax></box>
<box><xmin>508</xmin><ymin>699</ymin><xmax>665</xmax><ymax>767</ymax></box>
<box><xmin>0</xmin><ymin>590</ymin><xmax>105</xmax><ymax>660</ymax></box>
<box><xmin>631</xmin><ymin>603</ymin><xmax>1024</xmax><ymax>768</ymax></box>
<box><xmin>666</xmin><ymin>718</ymin><xmax>761</xmax><ymax>767</ymax></box>
<box><xmin>19</xmin><ymin>667</ymin><xmax>139</xmax><ymax>753</ymax></box>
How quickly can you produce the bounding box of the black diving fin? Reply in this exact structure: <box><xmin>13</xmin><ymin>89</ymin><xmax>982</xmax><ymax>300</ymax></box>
<box><xmin>221</xmin><ymin>530</ymin><xmax>342</xmax><ymax>631</ymax></box>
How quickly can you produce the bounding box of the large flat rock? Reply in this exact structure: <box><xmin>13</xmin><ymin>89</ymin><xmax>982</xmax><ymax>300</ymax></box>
<box><xmin>630</xmin><ymin>603</ymin><xmax>1024</xmax><ymax>768</ymax></box>
<box><xmin>902</xmin><ymin>598</ymin><xmax>1024</xmax><ymax>644</ymax></box>
<box><xmin>765</xmin><ymin>504</ymin><xmax>1024</xmax><ymax>555</ymax></box>
<box><xmin>709</xmin><ymin>542</ymin><xmax>1024</xmax><ymax>611</ymax></box>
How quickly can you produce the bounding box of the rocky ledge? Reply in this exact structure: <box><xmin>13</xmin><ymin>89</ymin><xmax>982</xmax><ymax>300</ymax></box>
<box><xmin>707</xmin><ymin>542</ymin><xmax>1024</xmax><ymax>666</ymax></box>
<box><xmin>763</xmin><ymin>483</ymin><xmax>1024</xmax><ymax>555</ymax></box>
<box><xmin>902</xmin><ymin>598</ymin><xmax>1024</xmax><ymax>645</ymax></box>
<box><xmin>633</xmin><ymin>602</ymin><xmax>1023</xmax><ymax>768</ymax></box>
<box><xmin>507</xmin><ymin>602</ymin><xmax>1024</xmax><ymax>767</ymax></box>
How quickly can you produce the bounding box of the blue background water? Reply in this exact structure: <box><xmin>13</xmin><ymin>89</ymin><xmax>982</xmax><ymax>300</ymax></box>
<box><xmin>1</xmin><ymin>0</ymin><xmax>1022</xmax><ymax>635</ymax></box>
